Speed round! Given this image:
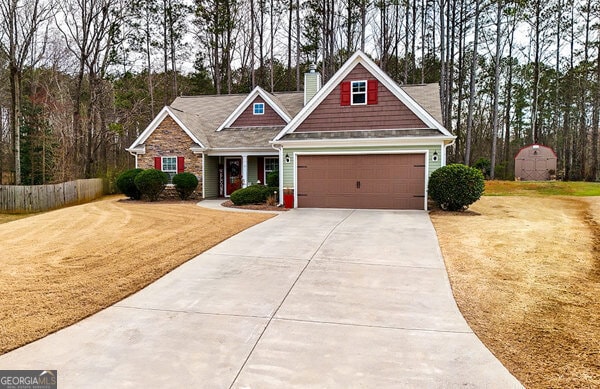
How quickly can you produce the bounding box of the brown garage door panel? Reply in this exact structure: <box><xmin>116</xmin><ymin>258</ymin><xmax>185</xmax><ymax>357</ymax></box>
<box><xmin>304</xmin><ymin>193</ymin><xmax>424</xmax><ymax>210</ymax></box>
<box><xmin>300</xmin><ymin>178</ymin><xmax>358</xmax><ymax>195</ymax></box>
<box><xmin>297</xmin><ymin>154</ymin><xmax>426</xmax><ymax>210</ymax></box>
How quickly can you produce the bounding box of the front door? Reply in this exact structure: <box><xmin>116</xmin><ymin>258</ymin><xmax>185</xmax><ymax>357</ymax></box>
<box><xmin>225</xmin><ymin>158</ymin><xmax>242</xmax><ymax>196</ymax></box>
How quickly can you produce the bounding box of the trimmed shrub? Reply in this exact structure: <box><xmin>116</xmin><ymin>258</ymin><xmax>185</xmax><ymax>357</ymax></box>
<box><xmin>428</xmin><ymin>164</ymin><xmax>484</xmax><ymax>211</ymax></box>
<box><xmin>230</xmin><ymin>185</ymin><xmax>276</xmax><ymax>205</ymax></box>
<box><xmin>134</xmin><ymin>169</ymin><xmax>168</xmax><ymax>201</ymax></box>
<box><xmin>172</xmin><ymin>172</ymin><xmax>199</xmax><ymax>200</ymax></box>
<box><xmin>266</xmin><ymin>170</ymin><xmax>279</xmax><ymax>187</ymax></box>
<box><xmin>115</xmin><ymin>168</ymin><xmax>143</xmax><ymax>200</ymax></box>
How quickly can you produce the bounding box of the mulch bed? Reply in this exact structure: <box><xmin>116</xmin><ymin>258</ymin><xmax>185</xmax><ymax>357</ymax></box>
<box><xmin>221</xmin><ymin>200</ymin><xmax>288</xmax><ymax>212</ymax></box>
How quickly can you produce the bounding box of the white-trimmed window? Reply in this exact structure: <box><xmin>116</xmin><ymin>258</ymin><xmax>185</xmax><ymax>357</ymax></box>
<box><xmin>265</xmin><ymin>157</ymin><xmax>278</xmax><ymax>174</ymax></box>
<box><xmin>162</xmin><ymin>156</ymin><xmax>177</xmax><ymax>183</ymax></box>
<box><xmin>264</xmin><ymin>157</ymin><xmax>278</xmax><ymax>184</ymax></box>
<box><xmin>351</xmin><ymin>81</ymin><xmax>367</xmax><ymax>105</ymax></box>
<box><xmin>253</xmin><ymin>102</ymin><xmax>265</xmax><ymax>115</ymax></box>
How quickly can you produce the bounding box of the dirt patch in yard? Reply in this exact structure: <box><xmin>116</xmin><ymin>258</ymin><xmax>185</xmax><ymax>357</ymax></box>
<box><xmin>0</xmin><ymin>196</ymin><xmax>273</xmax><ymax>355</ymax></box>
<box><xmin>430</xmin><ymin>196</ymin><xmax>600</xmax><ymax>388</ymax></box>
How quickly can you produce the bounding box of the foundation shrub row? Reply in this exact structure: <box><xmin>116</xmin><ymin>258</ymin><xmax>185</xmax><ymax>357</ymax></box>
<box><xmin>116</xmin><ymin>168</ymin><xmax>199</xmax><ymax>201</ymax></box>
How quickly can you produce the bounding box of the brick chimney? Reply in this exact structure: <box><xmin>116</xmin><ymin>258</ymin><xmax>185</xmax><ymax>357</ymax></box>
<box><xmin>304</xmin><ymin>64</ymin><xmax>321</xmax><ymax>105</ymax></box>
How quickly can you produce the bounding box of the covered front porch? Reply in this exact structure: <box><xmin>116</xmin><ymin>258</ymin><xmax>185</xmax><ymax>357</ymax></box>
<box><xmin>203</xmin><ymin>153</ymin><xmax>280</xmax><ymax>198</ymax></box>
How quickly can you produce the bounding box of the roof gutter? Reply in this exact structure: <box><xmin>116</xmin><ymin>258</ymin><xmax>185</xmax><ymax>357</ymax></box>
<box><xmin>202</xmin><ymin>147</ymin><xmax>278</xmax><ymax>155</ymax></box>
<box><xmin>126</xmin><ymin>145</ymin><xmax>145</xmax><ymax>156</ymax></box>
<box><xmin>270</xmin><ymin>135</ymin><xmax>455</xmax><ymax>148</ymax></box>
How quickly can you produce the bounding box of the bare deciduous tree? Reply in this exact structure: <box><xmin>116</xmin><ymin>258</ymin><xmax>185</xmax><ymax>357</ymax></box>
<box><xmin>0</xmin><ymin>0</ymin><xmax>53</xmax><ymax>184</ymax></box>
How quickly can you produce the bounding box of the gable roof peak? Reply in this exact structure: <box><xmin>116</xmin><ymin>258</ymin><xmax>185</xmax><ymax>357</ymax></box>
<box><xmin>272</xmin><ymin>50</ymin><xmax>454</xmax><ymax>141</ymax></box>
<box><xmin>127</xmin><ymin>106</ymin><xmax>205</xmax><ymax>151</ymax></box>
<box><xmin>216</xmin><ymin>86</ymin><xmax>292</xmax><ymax>131</ymax></box>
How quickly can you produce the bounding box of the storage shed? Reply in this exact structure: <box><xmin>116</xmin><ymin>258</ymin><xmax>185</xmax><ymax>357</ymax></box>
<box><xmin>514</xmin><ymin>144</ymin><xmax>557</xmax><ymax>181</ymax></box>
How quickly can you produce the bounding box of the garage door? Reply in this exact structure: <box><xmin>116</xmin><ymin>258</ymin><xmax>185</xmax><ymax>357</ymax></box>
<box><xmin>296</xmin><ymin>154</ymin><xmax>426</xmax><ymax>209</ymax></box>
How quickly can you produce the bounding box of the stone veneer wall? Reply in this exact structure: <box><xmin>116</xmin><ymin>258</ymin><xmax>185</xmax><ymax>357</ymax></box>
<box><xmin>137</xmin><ymin>116</ymin><xmax>204</xmax><ymax>196</ymax></box>
<box><xmin>158</xmin><ymin>186</ymin><xmax>203</xmax><ymax>201</ymax></box>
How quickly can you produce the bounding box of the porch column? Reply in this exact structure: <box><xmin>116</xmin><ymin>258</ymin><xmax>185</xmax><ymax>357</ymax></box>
<box><xmin>242</xmin><ymin>154</ymin><xmax>248</xmax><ymax>188</ymax></box>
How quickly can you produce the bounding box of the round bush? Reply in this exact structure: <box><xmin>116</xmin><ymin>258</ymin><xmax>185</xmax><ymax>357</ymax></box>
<box><xmin>230</xmin><ymin>185</ymin><xmax>275</xmax><ymax>205</ymax></box>
<box><xmin>428</xmin><ymin>164</ymin><xmax>485</xmax><ymax>211</ymax></box>
<box><xmin>115</xmin><ymin>168</ymin><xmax>143</xmax><ymax>200</ymax></box>
<box><xmin>134</xmin><ymin>169</ymin><xmax>168</xmax><ymax>201</ymax></box>
<box><xmin>172</xmin><ymin>172</ymin><xmax>199</xmax><ymax>200</ymax></box>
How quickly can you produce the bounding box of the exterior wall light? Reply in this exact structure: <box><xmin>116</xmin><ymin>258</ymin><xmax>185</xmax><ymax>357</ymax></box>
<box><xmin>285</xmin><ymin>154</ymin><xmax>291</xmax><ymax>163</ymax></box>
<box><xmin>432</xmin><ymin>151</ymin><xmax>439</xmax><ymax>162</ymax></box>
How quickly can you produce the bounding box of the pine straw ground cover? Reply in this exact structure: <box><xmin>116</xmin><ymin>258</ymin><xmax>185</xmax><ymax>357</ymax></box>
<box><xmin>430</xmin><ymin>182</ymin><xmax>600</xmax><ymax>388</ymax></box>
<box><xmin>0</xmin><ymin>196</ymin><xmax>273</xmax><ymax>355</ymax></box>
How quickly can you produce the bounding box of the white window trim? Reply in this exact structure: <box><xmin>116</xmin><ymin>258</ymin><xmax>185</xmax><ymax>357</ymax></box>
<box><xmin>253</xmin><ymin>102</ymin><xmax>265</xmax><ymax>115</ymax></box>
<box><xmin>351</xmin><ymin>80</ymin><xmax>367</xmax><ymax>106</ymax></box>
<box><xmin>162</xmin><ymin>156</ymin><xmax>177</xmax><ymax>184</ymax></box>
<box><xmin>264</xmin><ymin>157</ymin><xmax>278</xmax><ymax>182</ymax></box>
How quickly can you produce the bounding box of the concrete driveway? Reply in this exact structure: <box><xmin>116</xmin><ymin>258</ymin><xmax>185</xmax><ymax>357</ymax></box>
<box><xmin>0</xmin><ymin>208</ymin><xmax>523</xmax><ymax>388</ymax></box>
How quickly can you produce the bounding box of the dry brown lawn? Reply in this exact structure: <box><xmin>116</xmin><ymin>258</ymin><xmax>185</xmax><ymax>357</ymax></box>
<box><xmin>430</xmin><ymin>196</ymin><xmax>600</xmax><ymax>388</ymax></box>
<box><xmin>0</xmin><ymin>196</ymin><xmax>273</xmax><ymax>355</ymax></box>
<box><xmin>0</xmin><ymin>213</ymin><xmax>34</xmax><ymax>224</ymax></box>
<box><xmin>3</xmin><ymin>190</ymin><xmax>599</xmax><ymax>388</ymax></box>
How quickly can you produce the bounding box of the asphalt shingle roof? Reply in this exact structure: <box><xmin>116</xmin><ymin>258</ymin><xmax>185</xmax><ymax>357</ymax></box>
<box><xmin>164</xmin><ymin>85</ymin><xmax>444</xmax><ymax>150</ymax></box>
<box><xmin>169</xmin><ymin>92</ymin><xmax>302</xmax><ymax>149</ymax></box>
<box><xmin>207</xmin><ymin>127</ymin><xmax>285</xmax><ymax>149</ymax></box>
<box><xmin>400</xmin><ymin>84</ymin><xmax>444</xmax><ymax>124</ymax></box>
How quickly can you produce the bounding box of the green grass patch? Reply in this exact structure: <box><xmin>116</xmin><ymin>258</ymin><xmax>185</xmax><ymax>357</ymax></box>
<box><xmin>485</xmin><ymin>180</ymin><xmax>600</xmax><ymax>196</ymax></box>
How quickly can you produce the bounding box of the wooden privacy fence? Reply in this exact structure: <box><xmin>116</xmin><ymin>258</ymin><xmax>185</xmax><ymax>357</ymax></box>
<box><xmin>0</xmin><ymin>179</ymin><xmax>105</xmax><ymax>213</ymax></box>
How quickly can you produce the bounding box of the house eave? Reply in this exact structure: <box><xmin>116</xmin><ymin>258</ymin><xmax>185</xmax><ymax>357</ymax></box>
<box><xmin>126</xmin><ymin>145</ymin><xmax>146</xmax><ymax>155</ymax></box>
<box><xmin>203</xmin><ymin>147</ymin><xmax>279</xmax><ymax>155</ymax></box>
<box><xmin>270</xmin><ymin>135</ymin><xmax>455</xmax><ymax>148</ymax></box>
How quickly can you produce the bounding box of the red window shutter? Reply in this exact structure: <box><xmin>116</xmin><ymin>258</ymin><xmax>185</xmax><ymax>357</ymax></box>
<box><xmin>340</xmin><ymin>81</ymin><xmax>351</xmax><ymax>106</ymax></box>
<box><xmin>177</xmin><ymin>156</ymin><xmax>185</xmax><ymax>173</ymax></box>
<box><xmin>154</xmin><ymin>157</ymin><xmax>162</xmax><ymax>170</ymax></box>
<box><xmin>367</xmin><ymin>80</ymin><xmax>378</xmax><ymax>105</ymax></box>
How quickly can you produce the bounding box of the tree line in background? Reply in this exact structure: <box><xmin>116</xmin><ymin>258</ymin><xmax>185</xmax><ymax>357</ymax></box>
<box><xmin>0</xmin><ymin>0</ymin><xmax>599</xmax><ymax>185</ymax></box>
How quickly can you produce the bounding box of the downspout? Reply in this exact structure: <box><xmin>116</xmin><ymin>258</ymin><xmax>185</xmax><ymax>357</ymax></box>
<box><xmin>126</xmin><ymin>149</ymin><xmax>139</xmax><ymax>168</ymax></box>
<box><xmin>201</xmin><ymin>152</ymin><xmax>205</xmax><ymax>199</ymax></box>
<box><xmin>271</xmin><ymin>142</ymin><xmax>284</xmax><ymax>206</ymax></box>
<box><xmin>443</xmin><ymin>139</ymin><xmax>456</xmax><ymax>167</ymax></box>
